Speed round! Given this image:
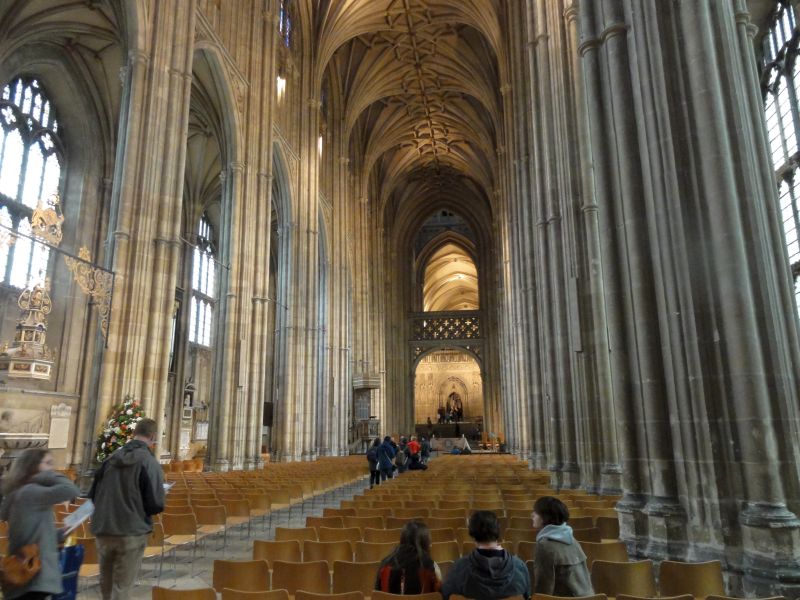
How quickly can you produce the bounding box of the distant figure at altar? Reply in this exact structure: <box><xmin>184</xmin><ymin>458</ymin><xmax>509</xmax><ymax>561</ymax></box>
<box><xmin>448</xmin><ymin>390</ymin><xmax>463</xmax><ymax>422</ymax></box>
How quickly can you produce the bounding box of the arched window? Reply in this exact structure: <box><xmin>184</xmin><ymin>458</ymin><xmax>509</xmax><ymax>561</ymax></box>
<box><xmin>279</xmin><ymin>0</ymin><xmax>292</xmax><ymax>48</ymax></box>
<box><xmin>189</xmin><ymin>215</ymin><xmax>215</xmax><ymax>347</ymax></box>
<box><xmin>0</xmin><ymin>77</ymin><xmax>63</xmax><ymax>288</ymax></box>
<box><xmin>762</xmin><ymin>1</ymin><xmax>800</xmax><ymax>314</ymax></box>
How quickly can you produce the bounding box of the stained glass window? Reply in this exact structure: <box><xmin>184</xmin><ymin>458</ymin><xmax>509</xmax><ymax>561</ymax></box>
<box><xmin>0</xmin><ymin>77</ymin><xmax>62</xmax><ymax>287</ymax></box>
<box><xmin>189</xmin><ymin>215</ymin><xmax>215</xmax><ymax>347</ymax></box>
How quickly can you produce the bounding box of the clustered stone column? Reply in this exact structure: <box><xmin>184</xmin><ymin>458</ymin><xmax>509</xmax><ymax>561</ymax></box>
<box><xmin>500</xmin><ymin>0</ymin><xmax>800</xmax><ymax>595</ymax></box>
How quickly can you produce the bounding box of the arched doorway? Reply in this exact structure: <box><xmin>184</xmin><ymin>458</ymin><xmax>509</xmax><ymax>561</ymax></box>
<box><xmin>414</xmin><ymin>349</ymin><xmax>483</xmax><ymax>436</ymax></box>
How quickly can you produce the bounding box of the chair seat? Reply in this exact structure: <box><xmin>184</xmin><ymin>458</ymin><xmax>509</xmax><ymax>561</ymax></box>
<box><xmin>198</xmin><ymin>524</ymin><xmax>226</xmax><ymax>535</ymax></box>
<box><xmin>143</xmin><ymin>545</ymin><xmax>165</xmax><ymax>559</ymax></box>
<box><xmin>79</xmin><ymin>564</ymin><xmax>100</xmax><ymax>578</ymax></box>
<box><xmin>227</xmin><ymin>517</ymin><xmax>250</xmax><ymax>526</ymax></box>
<box><xmin>165</xmin><ymin>534</ymin><xmax>196</xmax><ymax>546</ymax></box>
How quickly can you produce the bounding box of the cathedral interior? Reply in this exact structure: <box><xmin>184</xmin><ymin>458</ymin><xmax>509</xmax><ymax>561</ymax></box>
<box><xmin>0</xmin><ymin>0</ymin><xmax>800</xmax><ymax>595</ymax></box>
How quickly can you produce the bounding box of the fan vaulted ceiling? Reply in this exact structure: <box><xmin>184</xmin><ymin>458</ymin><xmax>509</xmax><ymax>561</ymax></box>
<box><xmin>318</xmin><ymin>0</ymin><xmax>504</xmax><ymax>221</ymax></box>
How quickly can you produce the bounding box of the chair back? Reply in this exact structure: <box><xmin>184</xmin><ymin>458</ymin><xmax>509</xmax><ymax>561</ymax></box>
<box><xmin>162</xmin><ymin>512</ymin><xmax>198</xmax><ymax>536</ymax></box>
<box><xmin>152</xmin><ymin>586</ymin><xmax>217</xmax><ymax>599</ymax></box>
<box><xmin>659</xmin><ymin>561</ymin><xmax>725</xmax><ymax>598</ymax></box>
<box><xmin>344</xmin><ymin>516</ymin><xmax>383</xmax><ymax>530</ymax></box>
<box><xmin>252</xmin><ymin>539</ymin><xmax>302</xmax><ymax>567</ymax></box>
<box><xmin>318</xmin><ymin>527</ymin><xmax>363</xmax><ymax>544</ymax></box>
<box><xmin>324</xmin><ymin>508</ymin><xmax>357</xmax><ymax>518</ymax></box>
<box><xmin>76</xmin><ymin>537</ymin><xmax>98</xmax><ymax>564</ymax></box>
<box><xmin>371</xmin><ymin>592</ymin><xmax>441</xmax><ymax>600</ymax></box>
<box><xmin>428</xmin><ymin>528</ymin><xmax>456</xmax><ymax>544</ymax></box>
<box><xmin>303</xmin><ymin>540</ymin><xmax>354</xmax><ymax>566</ymax></box>
<box><xmin>194</xmin><ymin>505</ymin><xmax>227</xmax><ymax>526</ymax></box>
<box><xmin>591</xmin><ymin>560</ymin><xmax>656</xmax><ymax>598</ymax></box>
<box><xmin>430</xmin><ymin>541</ymin><xmax>461</xmax><ymax>563</ymax></box>
<box><xmin>221</xmin><ymin>590</ymin><xmax>291</xmax><ymax>600</ymax></box>
<box><xmin>573</xmin><ymin>528</ymin><xmax>602</xmax><ymax>543</ymax></box>
<box><xmin>579</xmin><ymin>541</ymin><xmax>627</xmax><ymax>569</ymax></box>
<box><xmin>391</xmin><ymin>508</ymin><xmax>430</xmax><ymax>519</ymax></box>
<box><xmin>221</xmin><ymin>499</ymin><xmax>251</xmax><ymax>518</ymax></box>
<box><xmin>212</xmin><ymin>559</ymin><xmax>269</xmax><ymax>593</ymax></box>
<box><xmin>516</xmin><ymin>540</ymin><xmax>536</xmax><ymax>562</ymax></box>
<box><xmin>307</xmin><ymin>516</ymin><xmax>345</xmax><ymax>530</ymax></box>
<box><xmin>296</xmin><ymin>592</ymin><xmax>364</xmax><ymax>600</ymax></box>
<box><xmin>569</xmin><ymin>517</ymin><xmax>595</xmax><ymax>530</ymax></box>
<box><xmin>354</xmin><ymin>541</ymin><xmax>396</xmax><ymax>562</ymax></box>
<box><xmin>532</xmin><ymin>595</ymin><xmax>607</xmax><ymax>600</ymax></box>
<box><xmin>272</xmin><ymin>560</ymin><xmax>331</xmax><ymax>594</ymax></box>
<box><xmin>428</xmin><ymin>517</ymin><xmax>466</xmax><ymax>531</ymax></box>
<box><xmin>504</xmin><ymin>528</ymin><xmax>537</xmax><ymax>546</ymax></box>
<box><xmin>275</xmin><ymin>527</ymin><xmax>318</xmax><ymax>549</ymax></box>
<box><xmin>363</xmin><ymin>528</ymin><xmax>402</xmax><ymax>543</ymax></box>
<box><xmin>332</xmin><ymin>560</ymin><xmax>382</xmax><ymax>595</ymax></box>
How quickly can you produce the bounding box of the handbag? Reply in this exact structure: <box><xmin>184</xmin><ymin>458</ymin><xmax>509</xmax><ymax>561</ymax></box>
<box><xmin>1</xmin><ymin>543</ymin><xmax>41</xmax><ymax>587</ymax></box>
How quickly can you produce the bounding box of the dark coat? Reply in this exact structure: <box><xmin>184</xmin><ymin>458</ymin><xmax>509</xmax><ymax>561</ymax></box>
<box><xmin>533</xmin><ymin>532</ymin><xmax>593</xmax><ymax>596</ymax></box>
<box><xmin>442</xmin><ymin>548</ymin><xmax>531</xmax><ymax>600</ymax></box>
<box><xmin>377</xmin><ymin>440</ymin><xmax>396</xmax><ymax>470</ymax></box>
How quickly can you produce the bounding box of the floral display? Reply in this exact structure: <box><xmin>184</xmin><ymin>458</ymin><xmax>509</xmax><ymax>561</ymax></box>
<box><xmin>96</xmin><ymin>396</ymin><xmax>145</xmax><ymax>462</ymax></box>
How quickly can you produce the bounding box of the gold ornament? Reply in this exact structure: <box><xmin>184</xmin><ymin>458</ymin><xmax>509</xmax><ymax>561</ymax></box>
<box><xmin>30</xmin><ymin>193</ymin><xmax>64</xmax><ymax>247</ymax></box>
<box><xmin>64</xmin><ymin>247</ymin><xmax>113</xmax><ymax>340</ymax></box>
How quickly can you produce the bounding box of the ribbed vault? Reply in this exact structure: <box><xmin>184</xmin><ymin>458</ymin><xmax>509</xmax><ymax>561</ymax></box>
<box><xmin>422</xmin><ymin>242</ymin><xmax>479</xmax><ymax>311</ymax></box>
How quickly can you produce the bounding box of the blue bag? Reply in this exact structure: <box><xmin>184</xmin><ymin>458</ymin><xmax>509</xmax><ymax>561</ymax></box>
<box><xmin>53</xmin><ymin>543</ymin><xmax>84</xmax><ymax>600</ymax></box>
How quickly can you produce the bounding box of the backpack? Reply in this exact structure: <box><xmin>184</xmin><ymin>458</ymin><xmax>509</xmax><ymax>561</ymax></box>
<box><xmin>395</xmin><ymin>449</ymin><xmax>406</xmax><ymax>466</ymax></box>
<box><xmin>367</xmin><ymin>446</ymin><xmax>378</xmax><ymax>463</ymax></box>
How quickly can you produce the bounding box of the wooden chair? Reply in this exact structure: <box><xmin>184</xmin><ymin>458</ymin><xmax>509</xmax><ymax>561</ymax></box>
<box><xmin>573</xmin><ymin>528</ymin><xmax>603</xmax><ymax>543</ymax></box>
<box><xmin>318</xmin><ymin>526</ymin><xmax>363</xmax><ymax>545</ymax></box>
<box><xmin>252</xmin><ymin>539</ymin><xmax>301</xmax><ymax>568</ymax></box>
<box><xmin>516</xmin><ymin>540</ymin><xmax>536</xmax><ymax>562</ymax></box>
<box><xmin>307</xmin><ymin>516</ymin><xmax>345</xmax><ymax>530</ymax></box>
<box><xmin>212</xmin><ymin>559</ymin><xmax>269</xmax><ymax>593</ymax></box>
<box><xmin>344</xmin><ymin>516</ymin><xmax>384</xmax><ymax>531</ymax></box>
<box><xmin>221</xmin><ymin>590</ymin><xmax>290</xmax><ymax>600</ymax></box>
<box><xmin>428</xmin><ymin>528</ymin><xmax>456</xmax><ymax>543</ymax></box>
<box><xmin>392</xmin><ymin>508</ymin><xmax>431</xmax><ymax>519</ymax></box>
<box><xmin>364</xmin><ymin>528</ymin><xmax>402</xmax><ymax>543</ymax></box>
<box><xmin>272</xmin><ymin>560</ymin><xmax>331</xmax><ymax>594</ymax></box>
<box><xmin>76</xmin><ymin>536</ymin><xmax>100</xmax><ymax>578</ymax></box>
<box><xmin>455</xmin><ymin>528</ymin><xmax>475</xmax><ymax>554</ymax></box>
<box><xmin>221</xmin><ymin>499</ymin><xmax>253</xmax><ymax>537</ymax></box>
<box><xmin>428</xmin><ymin>517</ymin><xmax>467</xmax><ymax>531</ymax></box>
<box><xmin>706</xmin><ymin>596</ymin><xmax>785</xmax><ymax>600</ymax></box>
<box><xmin>617</xmin><ymin>595</ymin><xmax>693</xmax><ymax>600</ymax></box>
<box><xmin>591</xmin><ymin>560</ymin><xmax>656</xmax><ymax>599</ymax></box>
<box><xmin>433</xmin><ymin>508</ymin><xmax>468</xmax><ymax>520</ymax></box>
<box><xmin>569</xmin><ymin>517</ymin><xmax>595</xmax><ymax>530</ymax></box>
<box><xmin>438</xmin><ymin>560</ymin><xmax>454</xmax><ymax>579</ymax></box>
<box><xmin>371</xmin><ymin>592</ymin><xmax>441</xmax><ymax>600</ymax></box>
<box><xmin>430</xmin><ymin>541</ymin><xmax>461</xmax><ymax>563</ymax></box>
<box><xmin>354</xmin><ymin>507</ymin><xmax>393</xmax><ymax>519</ymax></box>
<box><xmin>324</xmin><ymin>508</ymin><xmax>357</xmax><ymax>518</ymax></box>
<box><xmin>659</xmin><ymin>561</ymin><xmax>725</xmax><ymax>599</ymax></box>
<box><xmin>504</xmin><ymin>528</ymin><xmax>538</xmax><ymax>547</ymax></box>
<box><xmin>332</xmin><ymin>560</ymin><xmax>382</xmax><ymax>595</ymax></box>
<box><xmin>304</xmin><ymin>540</ymin><xmax>354</xmax><ymax>568</ymax></box>
<box><xmin>506</xmin><ymin>517</ymin><xmax>534</xmax><ymax>530</ymax></box>
<box><xmin>579</xmin><ymin>541</ymin><xmax>627</xmax><ymax>569</ymax></box>
<box><xmin>193</xmin><ymin>505</ymin><xmax>228</xmax><ymax>552</ymax></box>
<box><xmin>296</xmin><ymin>591</ymin><xmax>364</xmax><ymax>600</ymax></box>
<box><xmin>595</xmin><ymin>517</ymin><xmax>620</xmax><ymax>540</ymax></box>
<box><xmin>354</xmin><ymin>540</ymin><xmax>396</xmax><ymax>562</ymax></box>
<box><xmin>275</xmin><ymin>527</ymin><xmax>318</xmax><ymax>551</ymax></box>
<box><xmin>152</xmin><ymin>586</ymin><xmax>217</xmax><ymax>599</ymax></box>
<box><xmin>533</xmin><ymin>595</ymin><xmax>607</xmax><ymax>600</ymax></box>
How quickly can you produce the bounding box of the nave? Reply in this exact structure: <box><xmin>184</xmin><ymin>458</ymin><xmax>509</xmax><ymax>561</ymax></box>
<box><xmin>47</xmin><ymin>454</ymin><xmax>734</xmax><ymax>600</ymax></box>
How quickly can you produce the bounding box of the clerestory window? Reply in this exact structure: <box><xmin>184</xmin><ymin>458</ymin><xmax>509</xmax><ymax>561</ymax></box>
<box><xmin>189</xmin><ymin>215</ymin><xmax>215</xmax><ymax>347</ymax></box>
<box><xmin>0</xmin><ymin>77</ymin><xmax>62</xmax><ymax>288</ymax></box>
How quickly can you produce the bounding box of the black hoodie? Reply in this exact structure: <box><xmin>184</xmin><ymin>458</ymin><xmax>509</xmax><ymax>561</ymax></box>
<box><xmin>441</xmin><ymin>548</ymin><xmax>531</xmax><ymax>600</ymax></box>
<box><xmin>89</xmin><ymin>439</ymin><xmax>165</xmax><ymax>536</ymax></box>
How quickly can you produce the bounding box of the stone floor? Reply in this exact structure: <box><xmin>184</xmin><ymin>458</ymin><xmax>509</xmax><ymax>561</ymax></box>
<box><xmin>77</xmin><ymin>474</ymin><xmax>372</xmax><ymax>599</ymax></box>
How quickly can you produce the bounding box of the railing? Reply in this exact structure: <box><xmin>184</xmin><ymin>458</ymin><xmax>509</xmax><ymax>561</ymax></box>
<box><xmin>410</xmin><ymin>311</ymin><xmax>482</xmax><ymax>341</ymax></box>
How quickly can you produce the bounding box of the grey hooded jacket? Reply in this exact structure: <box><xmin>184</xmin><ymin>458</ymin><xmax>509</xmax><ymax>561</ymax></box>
<box><xmin>534</xmin><ymin>524</ymin><xmax>594</xmax><ymax>597</ymax></box>
<box><xmin>0</xmin><ymin>471</ymin><xmax>80</xmax><ymax>599</ymax></box>
<box><xmin>89</xmin><ymin>439</ymin><xmax>165</xmax><ymax>536</ymax></box>
<box><xmin>441</xmin><ymin>548</ymin><xmax>531</xmax><ymax>600</ymax></box>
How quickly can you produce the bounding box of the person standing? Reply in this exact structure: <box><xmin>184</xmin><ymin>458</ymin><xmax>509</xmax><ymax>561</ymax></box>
<box><xmin>0</xmin><ymin>448</ymin><xmax>80</xmax><ymax>600</ymax></box>
<box><xmin>367</xmin><ymin>437</ymin><xmax>381</xmax><ymax>488</ymax></box>
<box><xmin>377</xmin><ymin>435</ymin><xmax>396</xmax><ymax>481</ymax></box>
<box><xmin>89</xmin><ymin>418</ymin><xmax>164</xmax><ymax>600</ymax></box>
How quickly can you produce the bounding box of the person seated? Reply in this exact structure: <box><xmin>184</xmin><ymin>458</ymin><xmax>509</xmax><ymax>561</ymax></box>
<box><xmin>532</xmin><ymin>496</ymin><xmax>593</xmax><ymax>597</ymax></box>
<box><xmin>442</xmin><ymin>511</ymin><xmax>530</xmax><ymax>600</ymax></box>
<box><xmin>375</xmin><ymin>520</ymin><xmax>441</xmax><ymax>593</ymax></box>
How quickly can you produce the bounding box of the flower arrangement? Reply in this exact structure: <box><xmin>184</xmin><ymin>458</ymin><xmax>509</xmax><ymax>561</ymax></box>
<box><xmin>96</xmin><ymin>395</ymin><xmax>145</xmax><ymax>462</ymax></box>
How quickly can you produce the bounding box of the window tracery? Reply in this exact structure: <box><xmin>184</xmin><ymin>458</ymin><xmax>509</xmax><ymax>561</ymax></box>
<box><xmin>0</xmin><ymin>77</ymin><xmax>62</xmax><ymax>288</ymax></box>
<box><xmin>189</xmin><ymin>214</ymin><xmax>215</xmax><ymax>347</ymax></box>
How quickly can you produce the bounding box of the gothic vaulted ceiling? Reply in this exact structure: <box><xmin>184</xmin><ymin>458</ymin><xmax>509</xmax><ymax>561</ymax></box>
<box><xmin>317</xmin><ymin>0</ymin><xmax>505</xmax><ymax>226</ymax></box>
